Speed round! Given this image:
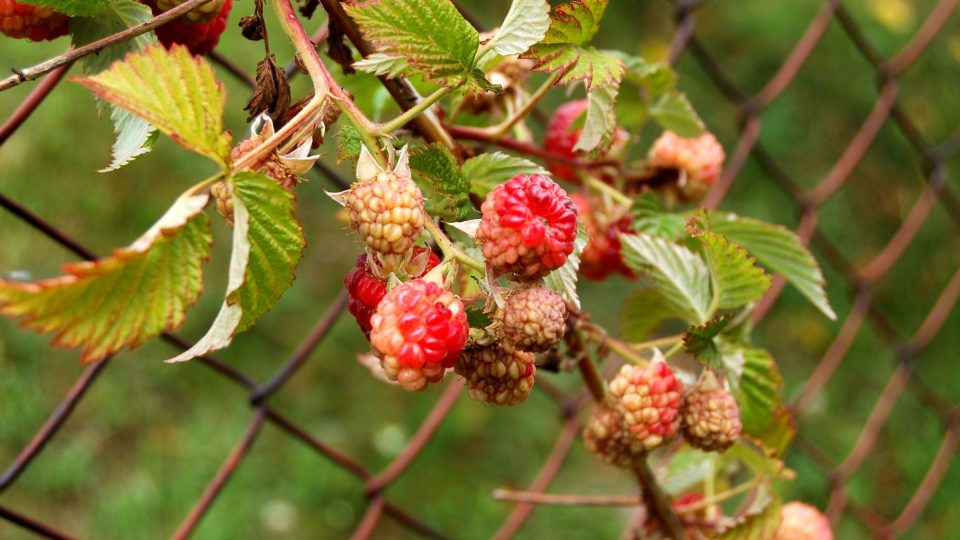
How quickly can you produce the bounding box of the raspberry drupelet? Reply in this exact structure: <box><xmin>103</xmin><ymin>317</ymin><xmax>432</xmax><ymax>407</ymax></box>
<box><xmin>477</xmin><ymin>174</ymin><xmax>578</xmax><ymax>280</ymax></box>
<box><xmin>647</xmin><ymin>130</ymin><xmax>725</xmax><ymax>201</ymax></box>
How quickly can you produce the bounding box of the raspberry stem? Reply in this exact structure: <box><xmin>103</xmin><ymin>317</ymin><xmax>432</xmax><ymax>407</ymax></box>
<box><xmin>631</xmin><ymin>334</ymin><xmax>684</xmax><ymax>352</ymax></box>
<box><xmin>585</xmin><ymin>176</ymin><xmax>632</xmax><ymax>207</ymax></box>
<box><xmin>486</xmin><ymin>72</ymin><xmax>562</xmax><ymax>139</ymax></box>
<box><xmin>422</xmin><ymin>213</ymin><xmax>485</xmax><ymax>272</ymax></box>
<box><xmin>375</xmin><ymin>87</ymin><xmax>453</xmax><ymax>136</ymax></box>
<box><xmin>632</xmin><ymin>457</ymin><xmax>689</xmax><ymax>540</ymax></box>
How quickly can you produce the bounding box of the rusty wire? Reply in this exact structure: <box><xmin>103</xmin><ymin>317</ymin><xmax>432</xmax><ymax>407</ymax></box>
<box><xmin>1</xmin><ymin>0</ymin><xmax>958</xmax><ymax>538</ymax></box>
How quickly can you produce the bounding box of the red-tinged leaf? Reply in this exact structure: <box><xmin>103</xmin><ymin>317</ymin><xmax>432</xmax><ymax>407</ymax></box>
<box><xmin>73</xmin><ymin>44</ymin><xmax>232</xmax><ymax>167</ymax></box>
<box><xmin>0</xmin><ymin>193</ymin><xmax>212</xmax><ymax>363</ymax></box>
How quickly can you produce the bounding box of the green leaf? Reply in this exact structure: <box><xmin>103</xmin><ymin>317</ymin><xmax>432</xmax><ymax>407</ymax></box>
<box><xmin>462</xmin><ymin>152</ymin><xmax>546</xmax><ymax>198</ymax></box>
<box><xmin>337</xmin><ymin>125</ymin><xmax>364</xmax><ymax>163</ymax></box>
<box><xmin>71</xmin><ymin>0</ymin><xmax>158</xmax><ymax>172</ymax></box>
<box><xmin>649</xmin><ymin>92</ymin><xmax>704</xmax><ymax>137</ymax></box>
<box><xmin>488</xmin><ymin>0</ymin><xmax>550</xmax><ymax>55</ymax></box>
<box><xmin>353</xmin><ymin>52</ymin><xmax>410</xmax><ymax>79</ymax></box>
<box><xmin>573</xmin><ymin>83</ymin><xmax>618</xmax><ymax>152</ymax></box>
<box><xmin>21</xmin><ymin>0</ymin><xmax>108</xmax><ymax>16</ymax></box>
<box><xmin>409</xmin><ymin>144</ymin><xmax>473</xmax><ymax>221</ymax></box>
<box><xmin>689</xmin><ymin>220</ymin><xmax>771</xmax><ymax>311</ymax></box>
<box><xmin>616</xmin><ymin>53</ymin><xmax>676</xmax><ymax>97</ymax></box>
<box><xmin>730</xmin><ymin>346</ymin><xmax>794</xmax><ymax>456</ymax></box>
<box><xmin>522</xmin><ymin>0</ymin><xmax>623</xmax><ymax>91</ymax></box>
<box><xmin>682</xmin><ymin>314</ymin><xmax>733</xmax><ymax>371</ymax></box>
<box><xmin>620</xmin><ymin>233</ymin><xmax>711</xmax><ymax>324</ymax></box>
<box><xmin>714</xmin><ymin>485</ymin><xmax>781</xmax><ymax>539</ymax></box>
<box><xmin>73</xmin><ymin>44</ymin><xmax>232</xmax><ymax>168</ymax></box>
<box><xmin>707</xmin><ymin>212</ymin><xmax>835</xmax><ymax>320</ymax></box>
<box><xmin>620</xmin><ymin>287</ymin><xmax>684</xmax><ymax>341</ymax></box>
<box><xmin>344</xmin><ymin>0</ymin><xmax>480</xmax><ymax>87</ymax></box>
<box><xmin>168</xmin><ymin>172</ymin><xmax>305</xmax><ymax>362</ymax></box>
<box><xmin>543</xmin><ymin>223</ymin><xmax>588</xmax><ymax>310</ymax></box>
<box><xmin>0</xmin><ymin>193</ymin><xmax>212</xmax><ymax>363</ymax></box>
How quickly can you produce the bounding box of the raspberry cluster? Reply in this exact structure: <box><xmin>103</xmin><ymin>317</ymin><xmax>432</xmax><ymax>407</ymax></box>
<box><xmin>583</xmin><ymin>404</ymin><xmax>644</xmax><ymax>468</ymax></box>
<box><xmin>455</xmin><ymin>344</ymin><xmax>536</xmax><ymax>406</ymax></box>
<box><xmin>571</xmin><ymin>194</ymin><xmax>635</xmax><ymax>281</ymax></box>
<box><xmin>477</xmin><ymin>174</ymin><xmax>578</xmax><ymax>280</ymax></box>
<box><xmin>0</xmin><ymin>0</ymin><xmax>68</xmax><ymax>41</ymax></box>
<box><xmin>608</xmin><ymin>362</ymin><xmax>683</xmax><ymax>451</ymax></box>
<box><xmin>369</xmin><ymin>279</ymin><xmax>468</xmax><ymax>392</ymax></box>
<box><xmin>501</xmin><ymin>286</ymin><xmax>567</xmax><ymax>352</ymax></box>
<box><xmin>344</xmin><ymin>248</ymin><xmax>439</xmax><ymax>338</ymax></box>
<box><xmin>681</xmin><ymin>371</ymin><xmax>742</xmax><ymax>452</ymax></box>
<box><xmin>775</xmin><ymin>502</ymin><xmax>834</xmax><ymax>540</ymax></box>
<box><xmin>647</xmin><ymin>130</ymin><xmax>725</xmax><ymax>201</ymax></box>
<box><xmin>142</xmin><ymin>0</ymin><xmax>233</xmax><ymax>55</ymax></box>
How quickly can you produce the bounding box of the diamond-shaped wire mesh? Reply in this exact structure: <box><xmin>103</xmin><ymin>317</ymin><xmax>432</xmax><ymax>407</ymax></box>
<box><xmin>0</xmin><ymin>1</ymin><xmax>958</xmax><ymax>538</ymax></box>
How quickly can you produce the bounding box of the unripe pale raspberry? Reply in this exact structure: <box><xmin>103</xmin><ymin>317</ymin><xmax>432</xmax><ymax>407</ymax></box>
<box><xmin>370</xmin><ymin>279</ymin><xmax>468</xmax><ymax>392</ymax></box>
<box><xmin>477</xmin><ymin>174</ymin><xmax>578</xmax><ymax>280</ymax></box>
<box><xmin>608</xmin><ymin>362</ymin><xmax>683</xmax><ymax>451</ymax></box>
<box><xmin>648</xmin><ymin>130</ymin><xmax>725</xmax><ymax>201</ymax></box>
<box><xmin>142</xmin><ymin>0</ymin><xmax>232</xmax><ymax>55</ymax></box>
<box><xmin>501</xmin><ymin>286</ymin><xmax>567</xmax><ymax>352</ymax></box>
<box><xmin>344</xmin><ymin>248</ymin><xmax>440</xmax><ymax>338</ymax></box>
<box><xmin>455</xmin><ymin>345</ymin><xmax>536</xmax><ymax>406</ymax></box>
<box><xmin>346</xmin><ymin>169</ymin><xmax>424</xmax><ymax>257</ymax></box>
<box><xmin>681</xmin><ymin>371</ymin><xmax>742</xmax><ymax>452</ymax></box>
<box><xmin>213</xmin><ymin>134</ymin><xmax>304</xmax><ymax>226</ymax></box>
<box><xmin>571</xmin><ymin>194</ymin><xmax>635</xmax><ymax>281</ymax></box>
<box><xmin>775</xmin><ymin>502</ymin><xmax>833</xmax><ymax>540</ymax></box>
<box><xmin>583</xmin><ymin>404</ymin><xmax>644</xmax><ymax>468</ymax></box>
<box><xmin>0</xmin><ymin>0</ymin><xmax>68</xmax><ymax>41</ymax></box>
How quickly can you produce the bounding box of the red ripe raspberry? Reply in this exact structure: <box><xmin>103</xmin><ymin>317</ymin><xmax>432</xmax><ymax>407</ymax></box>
<box><xmin>369</xmin><ymin>279</ymin><xmax>468</xmax><ymax>392</ymax></box>
<box><xmin>608</xmin><ymin>362</ymin><xmax>683</xmax><ymax>451</ymax></box>
<box><xmin>344</xmin><ymin>248</ymin><xmax>440</xmax><ymax>338</ymax></box>
<box><xmin>501</xmin><ymin>286</ymin><xmax>567</xmax><ymax>352</ymax></box>
<box><xmin>681</xmin><ymin>371</ymin><xmax>742</xmax><ymax>452</ymax></box>
<box><xmin>477</xmin><ymin>174</ymin><xmax>578</xmax><ymax>280</ymax></box>
<box><xmin>775</xmin><ymin>502</ymin><xmax>833</xmax><ymax>540</ymax></box>
<box><xmin>142</xmin><ymin>0</ymin><xmax>232</xmax><ymax>55</ymax></box>
<box><xmin>544</xmin><ymin>100</ymin><xmax>587</xmax><ymax>181</ymax></box>
<box><xmin>455</xmin><ymin>345</ymin><xmax>536</xmax><ymax>406</ymax></box>
<box><xmin>583</xmin><ymin>404</ymin><xmax>644</xmax><ymax>468</ymax></box>
<box><xmin>0</xmin><ymin>0</ymin><xmax>68</xmax><ymax>41</ymax></box>
<box><xmin>648</xmin><ymin>130</ymin><xmax>725</xmax><ymax>201</ymax></box>
<box><xmin>571</xmin><ymin>194</ymin><xmax>635</xmax><ymax>281</ymax></box>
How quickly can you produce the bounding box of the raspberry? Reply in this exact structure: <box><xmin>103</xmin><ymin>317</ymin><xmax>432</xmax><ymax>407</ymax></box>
<box><xmin>583</xmin><ymin>404</ymin><xmax>644</xmax><ymax>468</ymax></box>
<box><xmin>544</xmin><ymin>100</ymin><xmax>588</xmax><ymax>181</ymax></box>
<box><xmin>455</xmin><ymin>345</ymin><xmax>536</xmax><ymax>406</ymax></box>
<box><xmin>501</xmin><ymin>286</ymin><xmax>567</xmax><ymax>352</ymax></box>
<box><xmin>681</xmin><ymin>371</ymin><xmax>741</xmax><ymax>452</ymax></box>
<box><xmin>775</xmin><ymin>502</ymin><xmax>833</xmax><ymax>540</ymax></box>
<box><xmin>344</xmin><ymin>247</ymin><xmax>440</xmax><ymax>338</ymax></box>
<box><xmin>369</xmin><ymin>279</ymin><xmax>468</xmax><ymax>391</ymax></box>
<box><xmin>477</xmin><ymin>174</ymin><xmax>578</xmax><ymax>280</ymax></box>
<box><xmin>346</xmin><ymin>149</ymin><xmax>425</xmax><ymax>257</ymax></box>
<box><xmin>571</xmin><ymin>194</ymin><xmax>635</xmax><ymax>281</ymax></box>
<box><xmin>0</xmin><ymin>0</ymin><xmax>68</xmax><ymax>41</ymax></box>
<box><xmin>143</xmin><ymin>0</ymin><xmax>232</xmax><ymax>55</ymax></box>
<box><xmin>608</xmin><ymin>361</ymin><xmax>683</xmax><ymax>451</ymax></box>
<box><xmin>648</xmin><ymin>130</ymin><xmax>725</xmax><ymax>201</ymax></box>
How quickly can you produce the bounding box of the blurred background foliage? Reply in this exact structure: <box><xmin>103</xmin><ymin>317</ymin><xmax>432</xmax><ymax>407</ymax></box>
<box><xmin>1</xmin><ymin>0</ymin><xmax>959</xmax><ymax>538</ymax></box>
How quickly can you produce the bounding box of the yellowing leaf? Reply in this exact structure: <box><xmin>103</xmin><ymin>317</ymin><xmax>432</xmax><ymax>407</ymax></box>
<box><xmin>0</xmin><ymin>193</ymin><xmax>212</xmax><ymax>363</ymax></box>
<box><xmin>73</xmin><ymin>44</ymin><xmax>232</xmax><ymax>167</ymax></box>
<box><xmin>168</xmin><ymin>172</ymin><xmax>305</xmax><ymax>362</ymax></box>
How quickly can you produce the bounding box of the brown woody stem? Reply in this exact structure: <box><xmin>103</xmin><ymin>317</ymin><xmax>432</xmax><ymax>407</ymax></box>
<box><xmin>632</xmin><ymin>457</ymin><xmax>689</xmax><ymax>540</ymax></box>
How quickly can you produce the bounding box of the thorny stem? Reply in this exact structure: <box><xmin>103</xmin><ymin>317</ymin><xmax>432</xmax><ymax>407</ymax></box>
<box><xmin>422</xmin><ymin>214</ymin><xmax>485</xmax><ymax>272</ymax></box>
<box><xmin>375</xmin><ymin>87</ymin><xmax>454</xmax><ymax>136</ymax></box>
<box><xmin>580</xmin><ymin>324</ymin><xmax>650</xmax><ymax>366</ymax></box>
<box><xmin>487</xmin><ymin>72</ymin><xmax>562</xmax><ymax>139</ymax></box>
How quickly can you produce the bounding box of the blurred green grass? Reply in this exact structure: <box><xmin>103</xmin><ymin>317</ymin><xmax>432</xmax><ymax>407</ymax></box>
<box><xmin>1</xmin><ymin>0</ymin><xmax>959</xmax><ymax>538</ymax></box>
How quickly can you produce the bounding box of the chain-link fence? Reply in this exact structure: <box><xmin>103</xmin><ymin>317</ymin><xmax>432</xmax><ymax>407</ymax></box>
<box><xmin>1</xmin><ymin>0</ymin><xmax>958</xmax><ymax>538</ymax></box>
